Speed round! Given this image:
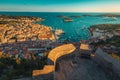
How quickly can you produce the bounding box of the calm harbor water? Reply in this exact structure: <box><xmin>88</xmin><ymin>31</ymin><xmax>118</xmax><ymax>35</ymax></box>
<box><xmin>0</xmin><ymin>12</ymin><xmax>120</xmax><ymax>42</ymax></box>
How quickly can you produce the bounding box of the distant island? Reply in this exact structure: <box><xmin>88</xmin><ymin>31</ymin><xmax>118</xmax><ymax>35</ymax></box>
<box><xmin>70</xmin><ymin>15</ymin><xmax>82</xmax><ymax>18</ymax></box>
<box><xmin>57</xmin><ymin>14</ymin><xmax>97</xmax><ymax>22</ymax></box>
<box><xmin>57</xmin><ymin>15</ymin><xmax>82</xmax><ymax>22</ymax></box>
<box><xmin>57</xmin><ymin>15</ymin><xmax>73</xmax><ymax>22</ymax></box>
<box><xmin>97</xmin><ymin>13</ymin><xmax>120</xmax><ymax>17</ymax></box>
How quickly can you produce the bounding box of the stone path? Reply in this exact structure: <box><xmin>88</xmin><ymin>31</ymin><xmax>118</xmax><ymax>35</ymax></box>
<box><xmin>55</xmin><ymin>57</ymin><xmax>112</xmax><ymax>80</ymax></box>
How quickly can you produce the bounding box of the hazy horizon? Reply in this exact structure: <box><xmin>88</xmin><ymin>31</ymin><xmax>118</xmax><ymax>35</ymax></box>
<box><xmin>0</xmin><ymin>11</ymin><xmax>120</xmax><ymax>13</ymax></box>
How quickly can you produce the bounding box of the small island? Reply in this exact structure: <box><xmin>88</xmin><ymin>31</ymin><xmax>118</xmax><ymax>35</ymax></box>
<box><xmin>57</xmin><ymin>15</ymin><xmax>73</xmax><ymax>22</ymax></box>
<box><xmin>57</xmin><ymin>15</ymin><xmax>68</xmax><ymax>18</ymax></box>
<box><xmin>70</xmin><ymin>15</ymin><xmax>82</xmax><ymax>18</ymax></box>
<box><xmin>97</xmin><ymin>13</ymin><xmax>120</xmax><ymax>17</ymax></box>
<box><xmin>57</xmin><ymin>15</ymin><xmax>82</xmax><ymax>22</ymax></box>
<box><xmin>63</xmin><ymin>17</ymin><xmax>73</xmax><ymax>22</ymax></box>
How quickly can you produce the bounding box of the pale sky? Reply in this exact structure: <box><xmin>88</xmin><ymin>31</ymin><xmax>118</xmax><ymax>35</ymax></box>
<box><xmin>0</xmin><ymin>0</ymin><xmax>120</xmax><ymax>12</ymax></box>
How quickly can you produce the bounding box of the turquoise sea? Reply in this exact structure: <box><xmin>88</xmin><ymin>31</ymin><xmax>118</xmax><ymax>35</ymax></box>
<box><xmin>0</xmin><ymin>12</ymin><xmax>120</xmax><ymax>42</ymax></box>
